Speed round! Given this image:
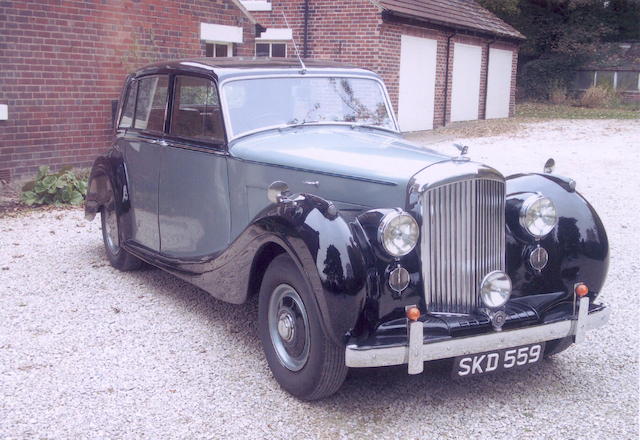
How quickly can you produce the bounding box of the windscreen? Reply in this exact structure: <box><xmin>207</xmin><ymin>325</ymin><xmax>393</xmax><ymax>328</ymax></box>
<box><xmin>222</xmin><ymin>76</ymin><xmax>395</xmax><ymax>137</ymax></box>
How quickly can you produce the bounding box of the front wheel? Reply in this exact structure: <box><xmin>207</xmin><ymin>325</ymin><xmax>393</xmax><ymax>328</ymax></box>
<box><xmin>258</xmin><ymin>253</ymin><xmax>348</xmax><ymax>400</ymax></box>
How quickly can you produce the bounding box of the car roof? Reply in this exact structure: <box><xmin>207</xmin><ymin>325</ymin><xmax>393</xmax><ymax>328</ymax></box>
<box><xmin>132</xmin><ymin>57</ymin><xmax>381</xmax><ymax>82</ymax></box>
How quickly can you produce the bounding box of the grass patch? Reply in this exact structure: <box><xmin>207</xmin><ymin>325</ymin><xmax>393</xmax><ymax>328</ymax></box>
<box><xmin>516</xmin><ymin>101</ymin><xmax>640</xmax><ymax>119</ymax></box>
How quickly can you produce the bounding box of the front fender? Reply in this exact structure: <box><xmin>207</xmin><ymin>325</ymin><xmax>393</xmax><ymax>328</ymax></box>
<box><xmin>253</xmin><ymin>194</ymin><xmax>368</xmax><ymax>346</ymax></box>
<box><xmin>505</xmin><ymin>173</ymin><xmax>609</xmax><ymax>303</ymax></box>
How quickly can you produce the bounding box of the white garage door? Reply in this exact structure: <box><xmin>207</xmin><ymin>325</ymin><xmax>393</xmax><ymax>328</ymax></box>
<box><xmin>398</xmin><ymin>35</ymin><xmax>437</xmax><ymax>132</ymax></box>
<box><xmin>486</xmin><ymin>48</ymin><xmax>513</xmax><ymax>119</ymax></box>
<box><xmin>450</xmin><ymin>43</ymin><xmax>482</xmax><ymax>122</ymax></box>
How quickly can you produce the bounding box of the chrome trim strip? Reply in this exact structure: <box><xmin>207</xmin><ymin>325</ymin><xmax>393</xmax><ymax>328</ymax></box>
<box><xmin>218</xmin><ymin>73</ymin><xmax>400</xmax><ymax>142</ymax></box>
<box><xmin>407</xmin><ymin>320</ymin><xmax>423</xmax><ymax>374</ymax></box>
<box><xmin>410</xmin><ymin>160</ymin><xmax>504</xmax><ymax>193</ymax></box>
<box><xmin>345</xmin><ymin>303</ymin><xmax>610</xmax><ymax>369</ymax></box>
<box><xmin>574</xmin><ymin>296</ymin><xmax>590</xmax><ymax>344</ymax></box>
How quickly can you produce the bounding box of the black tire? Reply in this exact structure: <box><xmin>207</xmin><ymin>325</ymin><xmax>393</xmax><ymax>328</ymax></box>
<box><xmin>544</xmin><ymin>336</ymin><xmax>574</xmax><ymax>358</ymax></box>
<box><xmin>258</xmin><ymin>253</ymin><xmax>348</xmax><ymax>400</ymax></box>
<box><xmin>100</xmin><ymin>205</ymin><xmax>143</xmax><ymax>271</ymax></box>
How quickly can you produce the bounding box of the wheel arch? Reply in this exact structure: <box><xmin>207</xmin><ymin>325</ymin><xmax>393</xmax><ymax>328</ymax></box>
<box><xmin>247</xmin><ymin>241</ymin><xmax>288</xmax><ymax>300</ymax></box>
<box><xmin>85</xmin><ymin>157</ymin><xmax>115</xmax><ymax>221</ymax></box>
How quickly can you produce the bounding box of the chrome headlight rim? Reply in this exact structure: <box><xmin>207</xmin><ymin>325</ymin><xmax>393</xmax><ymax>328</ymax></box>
<box><xmin>480</xmin><ymin>270</ymin><xmax>513</xmax><ymax>309</ymax></box>
<box><xmin>377</xmin><ymin>210</ymin><xmax>419</xmax><ymax>257</ymax></box>
<box><xmin>519</xmin><ymin>194</ymin><xmax>558</xmax><ymax>239</ymax></box>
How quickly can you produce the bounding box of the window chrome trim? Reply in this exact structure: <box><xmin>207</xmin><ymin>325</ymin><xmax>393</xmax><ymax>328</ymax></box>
<box><xmin>219</xmin><ymin>73</ymin><xmax>400</xmax><ymax>142</ymax></box>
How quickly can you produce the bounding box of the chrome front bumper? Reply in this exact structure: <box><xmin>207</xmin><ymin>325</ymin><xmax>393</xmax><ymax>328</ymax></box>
<box><xmin>345</xmin><ymin>297</ymin><xmax>610</xmax><ymax>374</ymax></box>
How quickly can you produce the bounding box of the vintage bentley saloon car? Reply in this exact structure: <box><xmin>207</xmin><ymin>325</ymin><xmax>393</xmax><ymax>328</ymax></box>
<box><xmin>86</xmin><ymin>58</ymin><xmax>610</xmax><ymax>400</ymax></box>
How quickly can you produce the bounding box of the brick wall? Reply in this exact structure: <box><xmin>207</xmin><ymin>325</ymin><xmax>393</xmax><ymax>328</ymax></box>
<box><xmin>0</xmin><ymin>0</ymin><xmax>255</xmax><ymax>181</ymax></box>
<box><xmin>252</xmin><ymin>0</ymin><xmax>382</xmax><ymax>71</ymax></box>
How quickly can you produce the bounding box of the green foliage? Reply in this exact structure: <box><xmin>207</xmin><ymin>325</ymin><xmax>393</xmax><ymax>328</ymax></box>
<box><xmin>477</xmin><ymin>0</ymin><xmax>640</xmax><ymax>98</ymax></box>
<box><xmin>21</xmin><ymin>166</ymin><xmax>87</xmax><ymax>206</ymax></box>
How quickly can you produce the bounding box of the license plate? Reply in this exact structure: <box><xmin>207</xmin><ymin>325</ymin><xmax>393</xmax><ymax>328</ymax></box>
<box><xmin>452</xmin><ymin>342</ymin><xmax>545</xmax><ymax>378</ymax></box>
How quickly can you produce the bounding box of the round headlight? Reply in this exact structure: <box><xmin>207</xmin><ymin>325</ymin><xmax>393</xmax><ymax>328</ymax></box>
<box><xmin>378</xmin><ymin>211</ymin><xmax>419</xmax><ymax>257</ymax></box>
<box><xmin>519</xmin><ymin>195</ymin><xmax>558</xmax><ymax>238</ymax></box>
<box><xmin>480</xmin><ymin>271</ymin><xmax>512</xmax><ymax>309</ymax></box>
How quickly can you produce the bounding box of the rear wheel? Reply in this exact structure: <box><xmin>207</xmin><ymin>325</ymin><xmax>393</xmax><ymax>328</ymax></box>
<box><xmin>100</xmin><ymin>203</ymin><xmax>142</xmax><ymax>271</ymax></box>
<box><xmin>258</xmin><ymin>253</ymin><xmax>348</xmax><ymax>400</ymax></box>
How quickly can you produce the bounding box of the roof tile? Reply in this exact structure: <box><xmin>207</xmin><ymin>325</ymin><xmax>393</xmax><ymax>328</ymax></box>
<box><xmin>377</xmin><ymin>0</ymin><xmax>525</xmax><ymax>40</ymax></box>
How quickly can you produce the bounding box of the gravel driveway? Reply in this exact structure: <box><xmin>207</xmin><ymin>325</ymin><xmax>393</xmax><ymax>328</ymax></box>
<box><xmin>1</xmin><ymin>120</ymin><xmax>638</xmax><ymax>439</ymax></box>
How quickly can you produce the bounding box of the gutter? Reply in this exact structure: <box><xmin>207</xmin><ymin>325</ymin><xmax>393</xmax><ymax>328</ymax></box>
<box><xmin>443</xmin><ymin>32</ymin><xmax>455</xmax><ymax>127</ymax></box>
<box><xmin>303</xmin><ymin>0</ymin><xmax>310</xmax><ymax>58</ymax></box>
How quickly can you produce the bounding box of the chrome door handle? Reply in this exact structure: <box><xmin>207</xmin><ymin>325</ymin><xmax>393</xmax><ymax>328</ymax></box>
<box><xmin>303</xmin><ymin>180</ymin><xmax>320</xmax><ymax>188</ymax></box>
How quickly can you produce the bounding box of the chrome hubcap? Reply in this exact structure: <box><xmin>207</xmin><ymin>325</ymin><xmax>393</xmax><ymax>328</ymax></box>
<box><xmin>277</xmin><ymin>312</ymin><xmax>295</xmax><ymax>342</ymax></box>
<box><xmin>268</xmin><ymin>284</ymin><xmax>310</xmax><ymax>371</ymax></box>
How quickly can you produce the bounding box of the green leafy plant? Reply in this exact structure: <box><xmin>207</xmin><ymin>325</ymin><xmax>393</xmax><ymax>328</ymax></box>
<box><xmin>21</xmin><ymin>166</ymin><xmax>87</xmax><ymax>206</ymax></box>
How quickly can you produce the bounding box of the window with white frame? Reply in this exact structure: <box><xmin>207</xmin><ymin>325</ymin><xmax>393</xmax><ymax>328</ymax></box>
<box><xmin>206</xmin><ymin>42</ymin><xmax>233</xmax><ymax>58</ymax></box>
<box><xmin>256</xmin><ymin>42</ymin><xmax>286</xmax><ymax>58</ymax></box>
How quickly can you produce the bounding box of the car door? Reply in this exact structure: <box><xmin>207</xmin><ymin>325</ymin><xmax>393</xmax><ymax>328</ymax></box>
<box><xmin>157</xmin><ymin>73</ymin><xmax>231</xmax><ymax>259</ymax></box>
<box><xmin>120</xmin><ymin>74</ymin><xmax>169</xmax><ymax>252</ymax></box>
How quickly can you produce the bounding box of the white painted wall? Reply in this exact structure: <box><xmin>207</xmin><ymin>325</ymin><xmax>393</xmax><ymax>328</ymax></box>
<box><xmin>450</xmin><ymin>43</ymin><xmax>482</xmax><ymax>122</ymax></box>
<box><xmin>398</xmin><ymin>35</ymin><xmax>437</xmax><ymax>132</ymax></box>
<box><xmin>486</xmin><ymin>48</ymin><xmax>513</xmax><ymax>119</ymax></box>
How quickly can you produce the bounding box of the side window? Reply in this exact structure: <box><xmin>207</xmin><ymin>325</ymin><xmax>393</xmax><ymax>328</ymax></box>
<box><xmin>134</xmin><ymin>75</ymin><xmax>169</xmax><ymax>132</ymax></box>
<box><xmin>170</xmin><ymin>75</ymin><xmax>225</xmax><ymax>143</ymax></box>
<box><xmin>119</xmin><ymin>81</ymin><xmax>137</xmax><ymax>129</ymax></box>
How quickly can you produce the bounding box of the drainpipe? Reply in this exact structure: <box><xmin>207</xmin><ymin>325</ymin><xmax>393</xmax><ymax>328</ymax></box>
<box><xmin>483</xmin><ymin>38</ymin><xmax>497</xmax><ymax>119</ymax></box>
<box><xmin>303</xmin><ymin>0</ymin><xmax>310</xmax><ymax>58</ymax></box>
<box><xmin>442</xmin><ymin>33</ymin><xmax>455</xmax><ymax>127</ymax></box>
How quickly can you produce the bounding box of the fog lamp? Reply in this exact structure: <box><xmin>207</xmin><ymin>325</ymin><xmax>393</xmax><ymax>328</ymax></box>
<box><xmin>480</xmin><ymin>271</ymin><xmax>512</xmax><ymax>309</ymax></box>
<box><xmin>389</xmin><ymin>266</ymin><xmax>410</xmax><ymax>293</ymax></box>
<box><xmin>529</xmin><ymin>246</ymin><xmax>548</xmax><ymax>271</ymax></box>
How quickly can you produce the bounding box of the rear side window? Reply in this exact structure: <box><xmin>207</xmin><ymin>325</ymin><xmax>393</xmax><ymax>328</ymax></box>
<box><xmin>134</xmin><ymin>75</ymin><xmax>169</xmax><ymax>132</ymax></box>
<box><xmin>119</xmin><ymin>82</ymin><xmax>136</xmax><ymax>129</ymax></box>
<box><xmin>170</xmin><ymin>75</ymin><xmax>224</xmax><ymax>144</ymax></box>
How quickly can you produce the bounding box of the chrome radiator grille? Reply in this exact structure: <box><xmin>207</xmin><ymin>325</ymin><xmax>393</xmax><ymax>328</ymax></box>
<box><xmin>420</xmin><ymin>178</ymin><xmax>506</xmax><ymax>314</ymax></box>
